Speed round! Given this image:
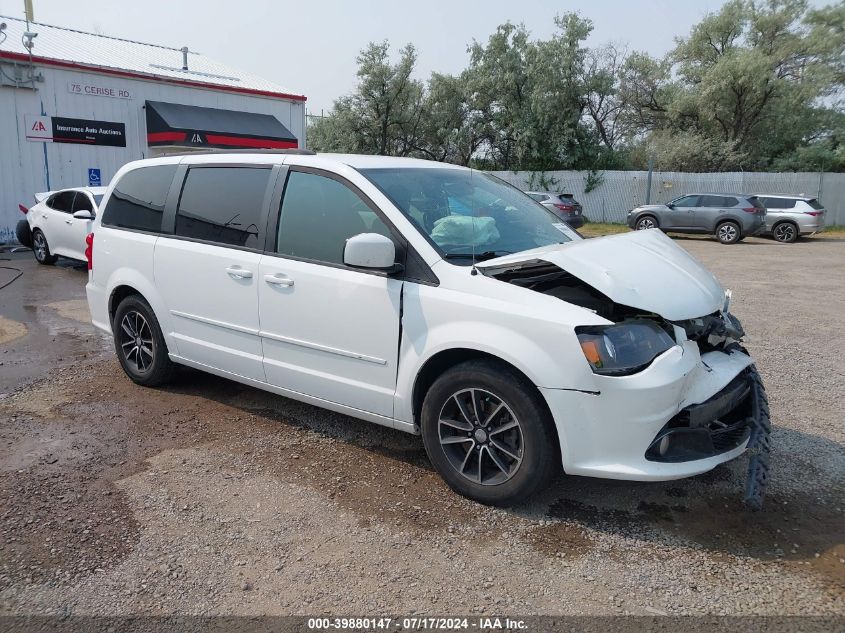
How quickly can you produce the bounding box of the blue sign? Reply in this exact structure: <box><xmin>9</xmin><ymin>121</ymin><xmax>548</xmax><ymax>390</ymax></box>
<box><xmin>88</xmin><ymin>168</ymin><xmax>101</xmax><ymax>187</ymax></box>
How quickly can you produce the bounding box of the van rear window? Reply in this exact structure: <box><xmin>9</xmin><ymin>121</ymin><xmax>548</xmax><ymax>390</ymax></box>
<box><xmin>101</xmin><ymin>165</ymin><xmax>177</xmax><ymax>233</ymax></box>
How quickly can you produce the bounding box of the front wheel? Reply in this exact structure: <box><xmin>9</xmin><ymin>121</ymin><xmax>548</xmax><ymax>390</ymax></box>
<box><xmin>716</xmin><ymin>221</ymin><xmax>741</xmax><ymax>244</ymax></box>
<box><xmin>32</xmin><ymin>229</ymin><xmax>58</xmax><ymax>265</ymax></box>
<box><xmin>420</xmin><ymin>360</ymin><xmax>559</xmax><ymax>506</ymax></box>
<box><xmin>113</xmin><ymin>295</ymin><xmax>175</xmax><ymax>387</ymax></box>
<box><xmin>635</xmin><ymin>215</ymin><xmax>658</xmax><ymax>230</ymax></box>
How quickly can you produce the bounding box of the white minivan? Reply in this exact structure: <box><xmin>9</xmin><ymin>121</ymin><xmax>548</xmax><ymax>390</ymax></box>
<box><xmin>84</xmin><ymin>151</ymin><xmax>771</xmax><ymax>507</ymax></box>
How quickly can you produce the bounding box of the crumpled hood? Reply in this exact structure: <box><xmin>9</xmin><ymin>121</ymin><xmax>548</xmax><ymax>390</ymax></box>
<box><xmin>477</xmin><ymin>229</ymin><xmax>725</xmax><ymax>321</ymax></box>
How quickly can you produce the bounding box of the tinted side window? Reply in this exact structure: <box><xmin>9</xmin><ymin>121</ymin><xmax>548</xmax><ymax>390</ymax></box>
<box><xmin>175</xmin><ymin>167</ymin><xmax>271</xmax><ymax>248</ymax></box>
<box><xmin>808</xmin><ymin>199</ymin><xmax>824</xmax><ymax>210</ymax></box>
<box><xmin>698</xmin><ymin>195</ymin><xmax>723</xmax><ymax>207</ymax></box>
<box><xmin>722</xmin><ymin>196</ymin><xmax>738</xmax><ymax>207</ymax></box>
<box><xmin>529</xmin><ymin>193</ymin><xmax>548</xmax><ymax>202</ymax></box>
<box><xmin>759</xmin><ymin>197</ymin><xmax>784</xmax><ymax>209</ymax></box>
<box><xmin>72</xmin><ymin>193</ymin><xmax>94</xmax><ymax>212</ymax></box>
<box><xmin>673</xmin><ymin>195</ymin><xmax>698</xmax><ymax>207</ymax></box>
<box><xmin>276</xmin><ymin>171</ymin><xmax>393</xmax><ymax>266</ymax></box>
<box><xmin>49</xmin><ymin>192</ymin><xmax>76</xmax><ymax>213</ymax></box>
<box><xmin>102</xmin><ymin>165</ymin><xmax>177</xmax><ymax>232</ymax></box>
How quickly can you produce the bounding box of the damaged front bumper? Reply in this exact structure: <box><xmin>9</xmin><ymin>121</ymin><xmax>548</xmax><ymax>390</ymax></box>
<box><xmin>541</xmin><ymin>343</ymin><xmax>766</xmax><ymax>483</ymax></box>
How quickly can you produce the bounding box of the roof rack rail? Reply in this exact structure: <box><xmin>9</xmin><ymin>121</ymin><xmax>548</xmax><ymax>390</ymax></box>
<box><xmin>157</xmin><ymin>148</ymin><xmax>316</xmax><ymax>157</ymax></box>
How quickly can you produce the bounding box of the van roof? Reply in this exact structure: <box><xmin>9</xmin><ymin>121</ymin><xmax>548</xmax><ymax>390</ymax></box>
<box><xmin>125</xmin><ymin>152</ymin><xmax>469</xmax><ymax>171</ymax></box>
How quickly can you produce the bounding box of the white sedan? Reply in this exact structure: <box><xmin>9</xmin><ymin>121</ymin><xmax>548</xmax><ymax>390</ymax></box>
<box><xmin>25</xmin><ymin>187</ymin><xmax>106</xmax><ymax>264</ymax></box>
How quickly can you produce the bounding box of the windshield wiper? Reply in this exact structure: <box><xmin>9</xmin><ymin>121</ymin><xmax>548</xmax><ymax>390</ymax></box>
<box><xmin>444</xmin><ymin>250</ymin><xmax>513</xmax><ymax>262</ymax></box>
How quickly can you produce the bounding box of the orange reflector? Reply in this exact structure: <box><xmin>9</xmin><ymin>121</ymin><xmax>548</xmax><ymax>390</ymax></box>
<box><xmin>580</xmin><ymin>340</ymin><xmax>603</xmax><ymax>367</ymax></box>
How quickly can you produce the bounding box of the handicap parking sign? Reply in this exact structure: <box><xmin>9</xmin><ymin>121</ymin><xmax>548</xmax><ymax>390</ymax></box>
<box><xmin>88</xmin><ymin>168</ymin><xmax>101</xmax><ymax>187</ymax></box>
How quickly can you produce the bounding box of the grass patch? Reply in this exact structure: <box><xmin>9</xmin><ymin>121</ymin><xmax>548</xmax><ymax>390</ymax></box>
<box><xmin>578</xmin><ymin>222</ymin><xmax>630</xmax><ymax>237</ymax></box>
<box><xmin>821</xmin><ymin>225</ymin><xmax>845</xmax><ymax>236</ymax></box>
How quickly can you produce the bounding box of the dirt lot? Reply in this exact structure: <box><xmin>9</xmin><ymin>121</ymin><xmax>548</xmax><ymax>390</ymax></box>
<box><xmin>0</xmin><ymin>233</ymin><xmax>843</xmax><ymax>617</ymax></box>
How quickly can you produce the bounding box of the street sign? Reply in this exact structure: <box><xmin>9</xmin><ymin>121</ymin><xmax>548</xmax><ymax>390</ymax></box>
<box><xmin>88</xmin><ymin>168</ymin><xmax>101</xmax><ymax>187</ymax></box>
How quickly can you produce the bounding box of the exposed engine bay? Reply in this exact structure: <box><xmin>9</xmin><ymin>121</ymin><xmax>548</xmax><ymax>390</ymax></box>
<box><xmin>483</xmin><ymin>258</ymin><xmax>770</xmax><ymax>509</ymax></box>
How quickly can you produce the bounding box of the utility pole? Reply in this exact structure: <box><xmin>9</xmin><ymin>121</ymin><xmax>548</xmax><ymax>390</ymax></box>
<box><xmin>645</xmin><ymin>154</ymin><xmax>654</xmax><ymax>205</ymax></box>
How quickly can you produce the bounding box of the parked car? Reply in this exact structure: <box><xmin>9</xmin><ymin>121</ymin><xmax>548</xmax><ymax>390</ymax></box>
<box><xmin>24</xmin><ymin>187</ymin><xmax>106</xmax><ymax>264</ymax></box>
<box><xmin>753</xmin><ymin>194</ymin><xmax>826</xmax><ymax>243</ymax></box>
<box><xmin>84</xmin><ymin>153</ymin><xmax>769</xmax><ymax>507</ymax></box>
<box><xmin>627</xmin><ymin>193</ymin><xmax>766</xmax><ymax>244</ymax></box>
<box><xmin>526</xmin><ymin>191</ymin><xmax>585</xmax><ymax>229</ymax></box>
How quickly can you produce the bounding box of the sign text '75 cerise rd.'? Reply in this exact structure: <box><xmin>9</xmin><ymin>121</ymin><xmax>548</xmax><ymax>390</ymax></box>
<box><xmin>68</xmin><ymin>82</ymin><xmax>133</xmax><ymax>99</ymax></box>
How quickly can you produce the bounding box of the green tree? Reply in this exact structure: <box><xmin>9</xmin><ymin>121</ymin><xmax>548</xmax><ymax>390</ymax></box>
<box><xmin>466</xmin><ymin>14</ymin><xmax>602</xmax><ymax>171</ymax></box>
<box><xmin>307</xmin><ymin>41</ymin><xmax>424</xmax><ymax>156</ymax></box>
<box><xmin>414</xmin><ymin>71</ymin><xmax>486</xmax><ymax>165</ymax></box>
<box><xmin>309</xmin><ymin>3</ymin><xmax>844</xmax><ymax>173</ymax></box>
<box><xmin>623</xmin><ymin>0</ymin><xmax>845</xmax><ymax>171</ymax></box>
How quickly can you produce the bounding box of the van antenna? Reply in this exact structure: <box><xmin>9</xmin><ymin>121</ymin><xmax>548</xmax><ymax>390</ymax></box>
<box><xmin>470</xmin><ymin>168</ymin><xmax>478</xmax><ymax>276</ymax></box>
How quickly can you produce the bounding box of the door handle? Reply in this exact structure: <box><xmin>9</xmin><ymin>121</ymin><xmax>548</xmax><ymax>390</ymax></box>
<box><xmin>42</xmin><ymin>214</ymin><xmax>48</xmax><ymax>219</ymax></box>
<box><xmin>225</xmin><ymin>266</ymin><xmax>253</xmax><ymax>279</ymax></box>
<box><xmin>264</xmin><ymin>273</ymin><xmax>294</xmax><ymax>287</ymax></box>
<box><xmin>65</xmin><ymin>219</ymin><xmax>73</xmax><ymax>224</ymax></box>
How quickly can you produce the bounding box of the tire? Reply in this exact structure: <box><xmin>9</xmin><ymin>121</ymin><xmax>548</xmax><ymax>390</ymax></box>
<box><xmin>743</xmin><ymin>365</ymin><xmax>771</xmax><ymax>511</ymax></box>
<box><xmin>715</xmin><ymin>221</ymin><xmax>741</xmax><ymax>244</ymax></box>
<box><xmin>635</xmin><ymin>215</ymin><xmax>658</xmax><ymax>230</ymax></box>
<box><xmin>15</xmin><ymin>220</ymin><xmax>33</xmax><ymax>248</ymax></box>
<box><xmin>112</xmin><ymin>295</ymin><xmax>175</xmax><ymax>387</ymax></box>
<box><xmin>420</xmin><ymin>359</ymin><xmax>559</xmax><ymax>506</ymax></box>
<box><xmin>772</xmin><ymin>221</ymin><xmax>798</xmax><ymax>243</ymax></box>
<box><xmin>32</xmin><ymin>229</ymin><xmax>58</xmax><ymax>265</ymax></box>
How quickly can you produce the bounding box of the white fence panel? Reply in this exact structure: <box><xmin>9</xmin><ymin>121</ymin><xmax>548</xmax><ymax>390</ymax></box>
<box><xmin>492</xmin><ymin>170</ymin><xmax>844</xmax><ymax>226</ymax></box>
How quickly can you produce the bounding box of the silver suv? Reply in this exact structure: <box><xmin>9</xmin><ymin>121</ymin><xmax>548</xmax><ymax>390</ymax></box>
<box><xmin>525</xmin><ymin>191</ymin><xmax>584</xmax><ymax>229</ymax></box>
<box><xmin>627</xmin><ymin>193</ymin><xmax>767</xmax><ymax>244</ymax></box>
<box><xmin>754</xmin><ymin>194</ymin><xmax>826</xmax><ymax>243</ymax></box>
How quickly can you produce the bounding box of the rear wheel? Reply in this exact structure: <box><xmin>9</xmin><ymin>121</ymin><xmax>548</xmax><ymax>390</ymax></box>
<box><xmin>716</xmin><ymin>221</ymin><xmax>741</xmax><ymax>244</ymax></box>
<box><xmin>32</xmin><ymin>229</ymin><xmax>58</xmax><ymax>265</ymax></box>
<box><xmin>420</xmin><ymin>359</ymin><xmax>559</xmax><ymax>506</ymax></box>
<box><xmin>15</xmin><ymin>220</ymin><xmax>33</xmax><ymax>248</ymax></box>
<box><xmin>113</xmin><ymin>295</ymin><xmax>175</xmax><ymax>387</ymax></box>
<box><xmin>635</xmin><ymin>215</ymin><xmax>658</xmax><ymax>230</ymax></box>
<box><xmin>772</xmin><ymin>222</ymin><xmax>798</xmax><ymax>243</ymax></box>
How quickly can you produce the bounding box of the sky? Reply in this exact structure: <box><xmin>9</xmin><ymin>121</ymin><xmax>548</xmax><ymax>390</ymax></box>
<box><xmin>0</xmin><ymin>0</ymin><xmax>828</xmax><ymax>113</ymax></box>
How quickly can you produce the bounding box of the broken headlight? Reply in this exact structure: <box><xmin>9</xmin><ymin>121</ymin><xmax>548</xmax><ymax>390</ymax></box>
<box><xmin>575</xmin><ymin>320</ymin><xmax>677</xmax><ymax>376</ymax></box>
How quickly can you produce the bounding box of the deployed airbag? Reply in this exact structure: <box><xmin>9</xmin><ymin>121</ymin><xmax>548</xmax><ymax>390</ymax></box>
<box><xmin>431</xmin><ymin>216</ymin><xmax>500</xmax><ymax>247</ymax></box>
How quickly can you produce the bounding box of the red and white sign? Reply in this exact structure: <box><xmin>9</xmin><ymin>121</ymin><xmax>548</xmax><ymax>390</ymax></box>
<box><xmin>68</xmin><ymin>81</ymin><xmax>133</xmax><ymax>100</ymax></box>
<box><xmin>25</xmin><ymin>115</ymin><xmax>52</xmax><ymax>141</ymax></box>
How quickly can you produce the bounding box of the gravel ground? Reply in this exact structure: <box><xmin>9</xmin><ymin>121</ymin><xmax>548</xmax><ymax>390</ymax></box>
<box><xmin>0</xmin><ymin>234</ymin><xmax>843</xmax><ymax>617</ymax></box>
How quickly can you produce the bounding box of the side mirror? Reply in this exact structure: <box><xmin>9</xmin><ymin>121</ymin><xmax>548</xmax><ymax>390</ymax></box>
<box><xmin>72</xmin><ymin>210</ymin><xmax>93</xmax><ymax>220</ymax></box>
<box><xmin>667</xmin><ymin>203</ymin><xmax>675</xmax><ymax>209</ymax></box>
<box><xmin>343</xmin><ymin>233</ymin><xmax>397</xmax><ymax>271</ymax></box>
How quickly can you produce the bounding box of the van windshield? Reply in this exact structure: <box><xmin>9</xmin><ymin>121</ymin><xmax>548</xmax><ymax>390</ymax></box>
<box><xmin>360</xmin><ymin>167</ymin><xmax>580</xmax><ymax>263</ymax></box>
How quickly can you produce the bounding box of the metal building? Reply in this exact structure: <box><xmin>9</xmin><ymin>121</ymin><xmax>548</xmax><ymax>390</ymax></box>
<box><xmin>0</xmin><ymin>15</ymin><xmax>306</xmax><ymax>242</ymax></box>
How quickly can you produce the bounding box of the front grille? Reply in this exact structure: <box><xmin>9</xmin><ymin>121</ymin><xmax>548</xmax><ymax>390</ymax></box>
<box><xmin>712</xmin><ymin>423</ymin><xmax>751</xmax><ymax>452</ymax></box>
<box><xmin>645</xmin><ymin>369</ymin><xmax>754</xmax><ymax>463</ymax></box>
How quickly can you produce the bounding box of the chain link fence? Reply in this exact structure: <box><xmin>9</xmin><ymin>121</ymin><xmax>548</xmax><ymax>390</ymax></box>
<box><xmin>491</xmin><ymin>170</ymin><xmax>845</xmax><ymax>226</ymax></box>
